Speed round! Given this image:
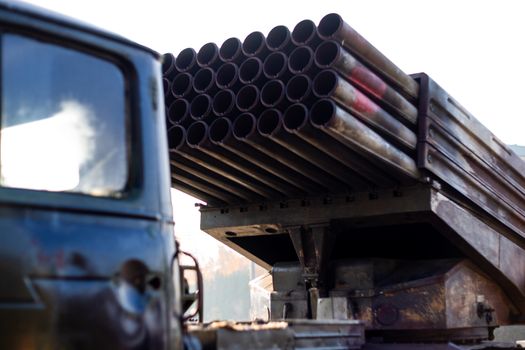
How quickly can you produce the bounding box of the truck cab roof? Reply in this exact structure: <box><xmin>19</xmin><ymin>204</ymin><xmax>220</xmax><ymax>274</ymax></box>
<box><xmin>0</xmin><ymin>0</ymin><xmax>159</xmax><ymax>57</ymax></box>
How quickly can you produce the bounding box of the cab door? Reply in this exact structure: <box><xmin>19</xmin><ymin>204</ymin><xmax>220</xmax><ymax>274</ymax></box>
<box><xmin>0</xmin><ymin>9</ymin><xmax>180</xmax><ymax>350</ymax></box>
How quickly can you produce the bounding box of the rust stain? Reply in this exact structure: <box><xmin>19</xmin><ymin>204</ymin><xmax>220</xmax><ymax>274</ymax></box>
<box><xmin>429</xmin><ymin>295</ymin><xmax>445</xmax><ymax>314</ymax></box>
<box><xmin>401</xmin><ymin>309</ymin><xmax>425</xmax><ymax>323</ymax></box>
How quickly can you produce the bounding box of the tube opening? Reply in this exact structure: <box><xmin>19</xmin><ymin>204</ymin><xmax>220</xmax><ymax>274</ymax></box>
<box><xmin>267</xmin><ymin>25</ymin><xmax>290</xmax><ymax>51</ymax></box>
<box><xmin>242</xmin><ymin>31</ymin><xmax>266</xmax><ymax>56</ymax></box>
<box><xmin>286</xmin><ymin>75</ymin><xmax>311</xmax><ymax>102</ymax></box>
<box><xmin>292</xmin><ymin>19</ymin><xmax>316</xmax><ymax>45</ymax></box>
<box><xmin>167</xmin><ymin>125</ymin><xmax>186</xmax><ymax>149</ymax></box>
<box><xmin>258</xmin><ymin>109</ymin><xmax>281</xmax><ymax>136</ymax></box>
<box><xmin>175</xmin><ymin>48</ymin><xmax>196</xmax><ymax>71</ymax></box>
<box><xmin>233</xmin><ymin>113</ymin><xmax>256</xmax><ymax>139</ymax></box>
<box><xmin>162</xmin><ymin>53</ymin><xmax>175</xmax><ymax>74</ymax></box>
<box><xmin>310</xmin><ymin>99</ymin><xmax>335</xmax><ymax>126</ymax></box>
<box><xmin>289</xmin><ymin>46</ymin><xmax>313</xmax><ymax>73</ymax></box>
<box><xmin>283</xmin><ymin>104</ymin><xmax>308</xmax><ymax>130</ymax></box>
<box><xmin>263</xmin><ymin>52</ymin><xmax>286</xmax><ymax>78</ymax></box>
<box><xmin>187</xmin><ymin>122</ymin><xmax>207</xmax><ymax>147</ymax></box>
<box><xmin>239</xmin><ymin>58</ymin><xmax>262</xmax><ymax>83</ymax></box>
<box><xmin>261</xmin><ymin>80</ymin><xmax>285</xmax><ymax>107</ymax></box>
<box><xmin>217</xmin><ymin>63</ymin><xmax>238</xmax><ymax>88</ymax></box>
<box><xmin>193</xmin><ymin>68</ymin><xmax>214</xmax><ymax>92</ymax></box>
<box><xmin>210</xmin><ymin>118</ymin><xmax>231</xmax><ymax>143</ymax></box>
<box><xmin>313</xmin><ymin>70</ymin><xmax>337</xmax><ymax>97</ymax></box>
<box><xmin>220</xmin><ymin>37</ymin><xmax>241</xmax><ymax>61</ymax></box>
<box><xmin>236</xmin><ymin>85</ymin><xmax>259</xmax><ymax>111</ymax></box>
<box><xmin>197</xmin><ymin>42</ymin><xmax>219</xmax><ymax>66</ymax></box>
<box><xmin>190</xmin><ymin>94</ymin><xmax>212</xmax><ymax>120</ymax></box>
<box><xmin>213</xmin><ymin>90</ymin><xmax>235</xmax><ymax>116</ymax></box>
<box><xmin>171</xmin><ymin>73</ymin><xmax>192</xmax><ymax>97</ymax></box>
<box><xmin>315</xmin><ymin>41</ymin><xmax>339</xmax><ymax>67</ymax></box>
<box><xmin>318</xmin><ymin>13</ymin><xmax>343</xmax><ymax>39</ymax></box>
<box><xmin>168</xmin><ymin>99</ymin><xmax>189</xmax><ymax>124</ymax></box>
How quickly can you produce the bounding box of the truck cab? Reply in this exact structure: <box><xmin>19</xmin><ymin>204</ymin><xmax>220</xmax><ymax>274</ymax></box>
<box><xmin>0</xmin><ymin>2</ymin><xmax>182</xmax><ymax>348</ymax></box>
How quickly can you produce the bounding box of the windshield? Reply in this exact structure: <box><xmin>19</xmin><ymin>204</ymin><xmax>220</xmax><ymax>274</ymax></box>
<box><xmin>1</xmin><ymin>34</ymin><xmax>128</xmax><ymax>196</ymax></box>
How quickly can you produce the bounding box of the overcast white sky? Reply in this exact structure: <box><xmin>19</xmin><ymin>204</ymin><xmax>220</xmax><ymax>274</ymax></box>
<box><xmin>22</xmin><ymin>0</ymin><xmax>525</xmax><ymax>260</ymax></box>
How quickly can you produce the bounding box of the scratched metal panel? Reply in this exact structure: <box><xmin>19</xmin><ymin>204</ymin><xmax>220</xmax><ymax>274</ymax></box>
<box><xmin>415</xmin><ymin>73</ymin><xmax>525</xmax><ymax>243</ymax></box>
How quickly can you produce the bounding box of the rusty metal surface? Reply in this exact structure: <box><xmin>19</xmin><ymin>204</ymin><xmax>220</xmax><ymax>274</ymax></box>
<box><xmin>327</xmin><ymin>259</ymin><xmax>513</xmax><ymax>342</ymax></box>
<box><xmin>164</xmin><ymin>16</ymin><xmax>525</xmax><ymax>341</ymax></box>
<box><xmin>199</xmin><ymin>185</ymin><xmax>433</xmax><ymax>266</ymax></box>
<box><xmin>416</xmin><ymin>73</ymin><xmax>525</xmax><ymax>244</ymax></box>
<box><xmin>445</xmin><ymin>261</ymin><xmax>511</xmax><ymax>330</ymax></box>
<box><xmin>166</xmin><ymin>14</ymin><xmax>423</xmax><ymax>207</ymax></box>
<box><xmin>364</xmin><ymin>343</ymin><xmax>521</xmax><ymax>350</ymax></box>
<box><xmin>422</xmin><ymin>143</ymin><xmax>525</xmax><ymax>243</ymax></box>
<box><xmin>430</xmin><ymin>190</ymin><xmax>525</xmax><ymax>315</ymax></box>
<box><xmin>271</xmin><ymin>292</ymin><xmax>309</xmax><ymax>320</ymax></box>
<box><xmin>282</xmin><ymin>105</ymin><xmax>398</xmax><ymax>187</ymax></box>
<box><xmin>171</xmin><ymin>167</ymin><xmax>242</xmax><ymax>204</ymax></box>
<box><xmin>209</xmin><ymin>117</ymin><xmax>324</xmax><ymax>195</ymax></box>
<box><xmin>186</xmin><ymin>121</ymin><xmax>289</xmax><ymax>198</ymax></box>
<box><xmin>169</xmin><ymin>126</ymin><xmax>269</xmax><ymax>201</ymax></box>
<box><xmin>191</xmin><ymin>320</ymin><xmax>365</xmax><ymax>349</ymax></box>
<box><xmin>289</xmin><ymin>319</ymin><xmax>365</xmax><ymax>349</ymax></box>
<box><xmin>199</xmin><ymin>185</ymin><xmax>525</xmax><ymax>320</ymax></box>
<box><xmin>315</xmin><ymin>40</ymin><xmax>417</xmax><ymax>124</ymax></box>
<box><xmin>272</xmin><ymin>262</ymin><xmax>305</xmax><ymax>292</ymax></box>
<box><xmin>258</xmin><ymin>107</ymin><xmax>371</xmax><ymax>190</ymax></box>
<box><xmin>199</xmin><ymin>184</ymin><xmax>432</xmax><ymax>231</ymax></box>
<box><xmin>191</xmin><ymin>323</ymin><xmax>293</xmax><ymax>350</ymax></box>
<box><xmin>310</xmin><ymin>99</ymin><xmax>419</xmax><ymax>180</ymax></box>
<box><xmin>233</xmin><ymin>113</ymin><xmax>349</xmax><ymax>192</ymax></box>
<box><xmin>317</xmin><ymin>13</ymin><xmax>419</xmax><ymax>100</ymax></box>
<box><xmin>0</xmin><ymin>107</ymin><xmax>179</xmax><ymax>347</ymax></box>
<box><xmin>170</xmin><ymin>159</ymin><xmax>260</xmax><ymax>202</ymax></box>
<box><xmin>313</xmin><ymin>69</ymin><xmax>417</xmax><ymax>151</ymax></box>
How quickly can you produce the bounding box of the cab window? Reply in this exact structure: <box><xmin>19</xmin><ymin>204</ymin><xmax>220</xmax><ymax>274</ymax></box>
<box><xmin>1</xmin><ymin>34</ymin><xmax>127</xmax><ymax>196</ymax></box>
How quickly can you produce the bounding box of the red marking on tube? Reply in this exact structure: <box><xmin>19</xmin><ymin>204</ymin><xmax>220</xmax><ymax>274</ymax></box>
<box><xmin>351</xmin><ymin>89</ymin><xmax>378</xmax><ymax>116</ymax></box>
<box><xmin>349</xmin><ymin>65</ymin><xmax>387</xmax><ymax>99</ymax></box>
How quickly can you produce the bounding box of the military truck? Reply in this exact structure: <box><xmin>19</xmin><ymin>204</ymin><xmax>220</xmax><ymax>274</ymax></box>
<box><xmin>0</xmin><ymin>1</ymin><xmax>523</xmax><ymax>349</ymax></box>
